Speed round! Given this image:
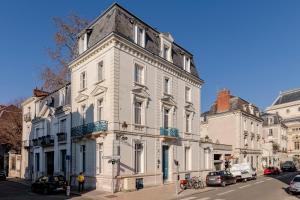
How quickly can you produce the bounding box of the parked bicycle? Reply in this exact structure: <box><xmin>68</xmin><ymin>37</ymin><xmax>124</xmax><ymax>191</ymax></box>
<box><xmin>180</xmin><ymin>176</ymin><xmax>205</xmax><ymax>190</ymax></box>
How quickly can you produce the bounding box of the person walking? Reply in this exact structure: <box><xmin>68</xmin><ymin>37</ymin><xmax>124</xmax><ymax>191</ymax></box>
<box><xmin>77</xmin><ymin>172</ymin><xmax>85</xmax><ymax>193</ymax></box>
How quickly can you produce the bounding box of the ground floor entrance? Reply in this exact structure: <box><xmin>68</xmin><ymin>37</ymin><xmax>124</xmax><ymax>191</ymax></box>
<box><xmin>45</xmin><ymin>151</ymin><xmax>54</xmax><ymax>176</ymax></box>
<box><xmin>162</xmin><ymin>145</ymin><xmax>169</xmax><ymax>181</ymax></box>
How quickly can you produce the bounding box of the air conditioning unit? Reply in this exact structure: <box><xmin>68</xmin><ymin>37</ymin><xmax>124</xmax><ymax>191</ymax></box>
<box><xmin>123</xmin><ymin>178</ymin><xmax>136</xmax><ymax>191</ymax></box>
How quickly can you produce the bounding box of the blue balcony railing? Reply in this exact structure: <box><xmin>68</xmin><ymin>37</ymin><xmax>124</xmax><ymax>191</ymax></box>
<box><xmin>160</xmin><ymin>127</ymin><xmax>179</xmax><ymax>138</ymax></box>
<box><xmin>71</xmin><ymin>120</ymin><xmax>108</xmax><ymax>137</ymax></box>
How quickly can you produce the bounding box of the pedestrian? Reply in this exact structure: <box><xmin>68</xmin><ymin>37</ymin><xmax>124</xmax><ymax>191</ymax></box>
<box><xmin>77</xmin><ymin>172</ymin><xmax>85</xmax><ymax>193</ymax></box>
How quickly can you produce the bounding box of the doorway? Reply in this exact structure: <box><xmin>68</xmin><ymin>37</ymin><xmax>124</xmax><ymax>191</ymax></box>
<box><xmin>45</xmin><ymin>151</ymin><xmax>54</xmax><ymax>176</ymax></box>
<box><xmin>162</xmin><ymin>145</ymin><xmax>169</xmax><ymax>182</ymax></box>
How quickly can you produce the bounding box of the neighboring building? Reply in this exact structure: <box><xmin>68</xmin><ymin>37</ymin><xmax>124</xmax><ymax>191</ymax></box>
<box><xmin>201</xmin><ymin>89</ymin><xmax>263</xmax><ymax>170</ymax></box>
<box><xmin>69</xmin><ymin>3</ymin><xmax>207</xmax><ymax>192</ymax></box>
<box><xmin>261</xmin><ymin>113</ymin><xmax>288</xmax><ymax>167</ymax></box>
<box><xmin>21</xmin><ymin>85</ymin><xmax>71</xmax><ymax>181</ymax></box>
<box><xmin>4</xmin><ymin>150</ymin><xmax>22</xmax><ymax>178</ymax></box>
<box><xmin>266</xmin><ymin>88</ymin><xmax>300</xmax><ymax>160</ymax></box>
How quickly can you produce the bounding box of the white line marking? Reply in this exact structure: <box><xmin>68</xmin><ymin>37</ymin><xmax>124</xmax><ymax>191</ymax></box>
<box><xmin>266</xmin><ymin>178</ymin><xmax>272</xmax><ymax>181</ymax></box>
<box><xmin>254</xmin><ymin>180</ymin><xmax>264</xmax><ymax>184</ymax></box>
<box><xmin>180</xmin><ymin>197</ymin><xmax>197</xmax><ymax>200</ymax></box>
<box><xmin>239</xmin><ymin>184</ymin><xmax>251</xmax><ymax>189</ymax></box>
<box><xmin>216</xmin><ymin>189</ymin><xmax>235</xmax><ymax>196</ymax></box>
<box><xmin>195</xmin><ymin>197</ymin><xmax>210</xmax><ymax>200</ymax></box>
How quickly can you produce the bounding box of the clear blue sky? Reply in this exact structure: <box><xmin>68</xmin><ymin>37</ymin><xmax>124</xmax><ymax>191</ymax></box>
<box><xmin>1</xmin><ymin>0</ymin><xmax>300</xmax><ymax>111</ymax></box>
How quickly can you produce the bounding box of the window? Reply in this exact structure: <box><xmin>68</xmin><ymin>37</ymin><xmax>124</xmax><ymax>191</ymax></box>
<box><xmin>96</xmin><ymin>143</ymin><xmax>103</xmax><ymax>174</ymax></box>
<box><xmin>134</xmin><ymin>101</ymin><xmax>142</xmax><ymax>125</ymax></box>
<box><xmin>98</xmin><ymin>61</ymin><xmax>104</xmax><ymax>82</ymax></box>
<box><xmin>59</xmin><ymin>90</ymin><xmax>65</xmax><ymax>106</ymax></box>
<box><xmin>244</xmin><ymin>120</ymin><xmax>247</xmax><ymax>130</ymax></box>
<box><xmin>97</xmin><ymin>99</ymin><xmax>103</xmax><ymax>121</ymax></box>
<box><xmin>60</xmin><ymin>119</ymin><xmax>66</xmax><ymax>133</ymax></box>
<box><xmin>186</xmin><ymin>113</ymin><xmax>191</xmax><ymax>133</ymax></box>
<box><xmin>184</xmin><ymin>56</ymin><xmax>190</xmax><ymax>73</ymax></box>
<box><xmin>134</xmin><ymin>64</ymin><xmax>144</xmax><ymax>84</ymax></box>
<box><xmin>11</xmin><ymin>156</ymin><xmax>16</xmax><ymax>170</ymax></box>
<box><xmin>295</xmin><ymin>142</ymin><xmax>300</xmax><ymax>150</ymax></box>
<box><xmin>269</xmin><ymin>129</ymin><xmax>273</xmax><ymax>136</ymax></box>
<box><xmin>251</xmin><ymin>122</ymin><xmax>254</xmax><ymax>132</ymax></box>
<box><xmin>134</xmin><ymin>25</ymin><xmax>145</xmax><ymax>47</ymax></box>
<box><xmin>134</xmin><ymin>142</ymin><xmax>144</xmax><ymax>173</ymax></box>
<box><xmin>80</xmin><ymin>71</ymin><xmax>87</xmax><ymax>90</ymax></box>
<box><xmin>81</xmin><ymin>105</ymin><xmax>86</xmax><ymax>125</ymax></box>
<box><xmin>35</xmin><ymin>153</ymin><xmax>40</xmax><ymax>172</ymax></box>
<box><xmin>163</xmin><ymin>108</ymin><xmax>170</xmax><ymax>129</ymax></box>
<box><xmin>81</xmin><ymin>145</ymin><xmax>86</xmax><ymax>172</ymax></box>
<box><xmin>60</xmin><ymin>150</ymin><xmax>66</xmax><ymax>175</ymax></box>
<box><xmin>184</xmin><ymin>147</ymin><xmax>191</xmax><ymax>170</ymax></box>
<box><xmin>185</xmin><ymin>87</ymin><xmax>191</xmax><ymax>102</ymax></box>
<box><xmin>164</xmin><ymin>77</ymin><xmax>170</xmax><ymax>94</ymax></box>
<box><xmin>163</xmin><ymin>44</ymin><xmax>170</xmax><ymax>60</ymax></box>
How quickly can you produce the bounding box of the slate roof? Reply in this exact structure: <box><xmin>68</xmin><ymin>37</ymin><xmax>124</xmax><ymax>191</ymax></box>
<box><xmin>261</xmin><ymin>112</ymin><xmax>282</xmax><ymax>126</ymax></box>
<box><xmin>76</xmin><ymin>3</ymin><xmax>200</xmax><ymax>79</ymax></box>
<box><xmin>274</xmin><ymin>88</ymin><xmax>300</xmax><ymax>105</ymax></box>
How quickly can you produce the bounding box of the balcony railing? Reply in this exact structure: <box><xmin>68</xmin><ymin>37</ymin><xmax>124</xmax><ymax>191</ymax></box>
<box><xmin>32</xmin><ymin>138</ymin><xmax>39</xmax><ymax>146</ymax></box>
<box><xmin>40</xmin><ymin>135</ymin><xmax>54</xmax><ymax>146</ymax></box>
<box><xmin>71</xmin><ymin>120</ymin><xmax>108</xmax><ymax>137</ymax></box>
<box><xmin>160</xmin><ymin>127</ymin><xmax>179</xmax><ymax>138</ymax></box>
<box><xmin>57</xmin><ymin>132</ymin><xmax>67</xmax><ymax>142</ymax></box>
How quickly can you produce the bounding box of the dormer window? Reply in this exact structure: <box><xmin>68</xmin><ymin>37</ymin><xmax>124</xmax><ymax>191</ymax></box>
<box><xmin>160</xmin><ymin>33</ymin><xmax>174</xmax><ymax>62</ymax></box>
<box><xmin>134</xmin><ymin>25</ymin><xmax>145</xmax><ymax>47</ymax></box>
<box><xmin>184</xmin><ymin>55</ymin><xmax>191</xmax><ymax>73</ymax></box>
<box><xmin>78</xmin><ymin>29</ymin><xmax>92</xmax><ymax>54</ymax></box>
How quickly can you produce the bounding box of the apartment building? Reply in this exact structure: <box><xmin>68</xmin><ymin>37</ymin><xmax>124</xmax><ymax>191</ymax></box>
<box><xmin>21</xmin><ymin>85</ymin><xmax>71</xmax><ymax>181</ymax></box>
<box><xmin>201</xmin><ymin>89</ymin><xmax>263</xmax><ymax>170</ymax></box>
<box><xmin>69</xmin><ymin>3</ymin><xmax>207</xmax><ymax>192</ymax></box>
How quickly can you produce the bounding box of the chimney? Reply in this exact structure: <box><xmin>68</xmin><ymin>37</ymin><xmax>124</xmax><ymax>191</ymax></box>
<box><xmin>33</xmin><ymin>88</ymin><xmax>49</xmax><ymax>97</ymax></box>
<box><xmin>217</xmin><ymin>89</ymin><xmax>230</xmax><ymax>113</ymax></box>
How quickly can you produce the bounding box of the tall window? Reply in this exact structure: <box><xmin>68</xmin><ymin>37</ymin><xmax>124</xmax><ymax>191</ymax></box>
<box><xmin>81</xmin><ymin>145</ymin><xmax>86</xmax><ymax>172</ymax></box>
<box><xmin>135</xmin><ymin>25</ymin><xmax>145</xmax><ymax>47</ymax></box>
<box><xmin>134</xmin><ymin>142</ymin><xmax>144</xmax><ymax>173</ymax></box>
<box><xmin>59</xmin><ymin>90</ymin><xmax>65</xmax><ymax>106</ymax></box>
<box><xmin>35</xmin><ymin>153</ymin><xmax>40</xmax><ymax>172</ymax></box>
<box><xmin>295</xmin><ymin>142</ymin><xmax>300</xmax><ymax>150</ymax></box>
<box><xmin>186</xmin><ymin>113</ymin><xmax>191</xmax><ymax>133</ymax></box>
<box><xmin>163</xmin><ymin>108</ymin><xmax>169</xmax><ymax>129</ymax></box>
<box><xmin>269</xmin><ymin>129</ymin><xmax>273</xmax><ymax>136</ymax></box>
<box><xmin>97</xmin><ymin>99</ymin><xmax>103</xmax><ymax>121</ymax></box>
<box><xmin>251</xmin><ymin>122</ymin><xmax>254</xmax><ymax>132</ymax></box>
<box><xmin>60</xmin><ymin>150</ymin><xmax>66</xmax><ymax>175</ymax></box>
<box><xmin>244</xmin><ymin>120</ymin><xmax>247</xmax><ymax>130</ymax></box>
<box><xmin>185</xmin><ymin>147</ymin><xmax>191</xmax><ymax>170</ymax></box>
<box><xmin>80</xmin><ymin>71</ymin><xmax>86</xmax><ymax>90</ymax></box>
<box><xmin>163</xmin><ymin>44</ymin><xmax>170</xmax><ymax>60</ymax></box>
<box><xmin>184</xmin><ymin>56</ymin><xmax>190</xmax><ymax>73</ymax></box>
<box><xmin>164</xmin><ymin>77</ymin><xmax>170</xmax><ymax>94</ymax></box>
<box><xmin>98</xmin><ymin>61</ymin><xmax>104</xmax><ymax>82</ymax></box>
<box><xmin>60</xmin><ymin>119</ymin><xmax>66</xmax><ymax>133</ymax></box>
<box><xmin>96</xmin><ymin>143</ymin><xmax>103</xmax><ymax>174</ymax></box>
<box><xmin>185</xmin><ymin>87</ymin><xmax>191</xmax><ymax>102</ymax></box>
<box><xmin>134</xmin><ymin>101</ymin><xmax>142</xmax><ymax>125</ymax></box>
<box><xmin>134</xmin><ymin>64</ymin><xmax>144</xmax><ymax>84</ymax></box>
<box><xmin>81</xmin><ymin>105</ymin><xmax>86</xmax><ymax>125</ymax></box>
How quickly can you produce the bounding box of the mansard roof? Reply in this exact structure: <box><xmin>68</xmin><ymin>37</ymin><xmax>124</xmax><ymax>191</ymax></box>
<box><xmin>273</xmin><ymin>88</ymin><xmax>300</xmax><ymax>105</ymax></box>
<box><xmin>77</xmin><ymin>3</ymin><xmax>200</xmax><ymax>79</ymax></box>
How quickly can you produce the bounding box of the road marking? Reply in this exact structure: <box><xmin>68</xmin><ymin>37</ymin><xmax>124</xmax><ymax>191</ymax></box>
<box><xmin>239</xmin><ymin>184</ymin><xmax>251</xmax><ymax>189</ymax></box>
<box><xmin>180</xmin><ymin>197</ymin><xmax>198</xmax><ymax>200</ymax></box>
<box><xmin>266</xmin><ymin>178</ymin><xmax>272</xmax><ymax>181</ymax></box>
<box><xmin>216</xmin><ymin>189</ymin><xmax>235</xmax><ymax>196</ymax></box>
<box><xmin>194</xmin><ymin>197</ymin><xmax>210</xmax><ymax>200</ymax></box>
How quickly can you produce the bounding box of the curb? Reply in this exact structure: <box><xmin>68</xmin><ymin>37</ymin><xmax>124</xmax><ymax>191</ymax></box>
<box><xmin>168</xmin><ymin>187</ymin><xmax>216</xmax><ymax>200</ymax></box>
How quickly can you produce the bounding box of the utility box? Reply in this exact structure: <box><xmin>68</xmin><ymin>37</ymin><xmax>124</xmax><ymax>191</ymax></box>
<box><xmin>123</xmin><ymin>178</ymin><xmax>136</xmax><ymax>191</ymax></box>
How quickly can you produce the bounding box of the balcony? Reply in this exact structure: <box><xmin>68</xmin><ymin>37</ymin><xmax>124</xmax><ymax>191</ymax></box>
<box><xmin>160</xmin><ymin>127</ymin><xmax>179</xmax><ymax>138</ymax></box>
<box><xmin>32</xmin><ymin>138</ymin><xmax>39</xmax><ymax>146</ymax></box>
<box><xmin>57</xmin><ymin>132</ymin><xmax>67</xmax><ymax>142</ymax></box>
<box><xmin>23</xmin><ymin>112</ymin><xmax>31</xmax><ymax>122</ymax></box>
<box><xmin>40</xmin><ymin>135</ymin><xmax>54</xmax><ymax>146</ymax></box>
<box><xmin>71</xmin><ymin>120</ymin><xmax>108</xmax><ymax>138</ymax></box>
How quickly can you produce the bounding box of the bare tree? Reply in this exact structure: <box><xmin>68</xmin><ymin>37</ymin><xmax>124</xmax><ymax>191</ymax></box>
<box><xmin>41</xmin><ymin>13</ymin><xmax>89</xmax><ymax>92</ymax></box>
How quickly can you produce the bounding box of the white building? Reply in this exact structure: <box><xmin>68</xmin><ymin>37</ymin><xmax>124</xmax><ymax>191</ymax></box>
<box><xmin>201</xmin><ymin>89</ymin><xmax>263</xmax><ymax>170</ymax></box>
<box><xmin>21</xmin><ymin>85</ymin><xmax>72</xmax><ymax>181</ymax></box>
<box><xmin>266</xmin><ymin>88</ymin><xmax>300</xmax><ymax>160</ymax></box>
<box><xmin>69</xmin><ymin>3</ymin><xmax>208</xmax><ymax>192</ymax></box>
<box><xmin>261</xmin><ymin>113</ymin><xmax>288</xmax><ymax>167</ymax></box>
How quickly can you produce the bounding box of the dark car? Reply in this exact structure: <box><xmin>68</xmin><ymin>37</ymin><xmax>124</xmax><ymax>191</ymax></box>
<box><xmin>31</xmin><ymin>175</ymin><xmax>66</xmax><ymax>194</ymax></box>
<box><xmin>264</xmin><ymin>167</ymin><xmax>281</xmax><ymax>175</ymax></box>
<box><xmin>206</xmin><ymin>170</ymin><xmax>236</xmax><ymax>187</ymax></box>
<box><xmin>0</xmin><ymin>170</ymin><xmax>6</xmax><ymax>181</ymax></box>
<box><xmin>281</xmin><ymin>161</ymin><xmax>297</xmax><ymax>172</ymax></box>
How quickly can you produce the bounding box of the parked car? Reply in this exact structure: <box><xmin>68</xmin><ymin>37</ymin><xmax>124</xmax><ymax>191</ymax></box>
<box><xmin>31</xmin><ymin>175</ymin><xmax>66</xmax><ymax>194</ymax></box>
<box><xmin>289</xmin><ymin>175</ymin><xmax>300</xmax><ymax>194</ymax></box>
<box><xmin>281</xmin><ymin>161</ymin><xmax>297</xmax><ymax>172</ymax></box>
<box><xmin>230</xmin><ymin>163</ymin><xmax>256</xmax><ymax>181</ymax></box>
<box><xmin>206</xmin><ymin>170</ymin><xmax>236</xmax><ymax>187</ymax></box>
<box><xmin>0</xmin><ymin>170</ymin><xmax>6</xmax><ymax>181</ymax></box>
<box><xmin>264</xmin><ymin>167</ymin><xmax>281</xmax><ymax>175</ymax></box>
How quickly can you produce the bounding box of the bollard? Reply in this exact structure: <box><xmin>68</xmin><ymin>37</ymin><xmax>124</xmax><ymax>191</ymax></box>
<box><xmin>66</xmin><ymin>185</ymin><xmax>70</xmax><ymax>198</ymax></box>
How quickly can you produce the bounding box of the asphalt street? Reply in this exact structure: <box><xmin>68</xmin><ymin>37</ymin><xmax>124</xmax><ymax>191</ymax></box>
<box><xmin>177</xmin><ymin>171</ymin><xmax>300</xmax><ymax>200</ymax></box>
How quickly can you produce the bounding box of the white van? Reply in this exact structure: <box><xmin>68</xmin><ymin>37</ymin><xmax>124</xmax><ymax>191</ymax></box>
<box><xmin>230</xmin><ymin>163</ymin><xmax>256</xmax><ymax>181</ymax></box>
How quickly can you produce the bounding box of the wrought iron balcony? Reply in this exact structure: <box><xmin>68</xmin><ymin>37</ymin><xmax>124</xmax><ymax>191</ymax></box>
<box><xmin>57</xmin><ymin>132</ymin><xmax>67</xmax><ymax>142</ymax></box>
<box><xmin>71</xmin><ymin>120</ymin><xmax>108</xmax><ymax>137</ymax></box>
<box><xmin>160</xmin><ymin>127</ymin><xmax>179</xmax><ymax>138</ymax></box>
<box><xmin>40</xmin><ymin>135</ymin><xmax>54</xmax><ymax>146</ymax></box>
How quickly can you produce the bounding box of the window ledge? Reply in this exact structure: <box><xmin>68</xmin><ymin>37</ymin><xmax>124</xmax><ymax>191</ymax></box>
<box><xmin>134</xmin><ymin>82</ymin><xmax>147</xmax><ymax>89</ymax></box>
<box><xmin>94</xmin><ymin>79</ymin><xmax>105</xmax><ymax>85</ymax></box>
<box><xmin>185</xmin><ymin>132</ymin><xmax>192</xmax><ymax>135</ymax></box>
<box><xmin>185</xmin><ymin>100</ymin><xmax>192</xmax><ymax>104</ymax></box>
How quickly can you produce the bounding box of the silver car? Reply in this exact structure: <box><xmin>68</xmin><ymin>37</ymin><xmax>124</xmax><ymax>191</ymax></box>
<box><xmin>289</xmin><ymin>175</ymin><xmax>300</xmax><ymax>194</ymax></box>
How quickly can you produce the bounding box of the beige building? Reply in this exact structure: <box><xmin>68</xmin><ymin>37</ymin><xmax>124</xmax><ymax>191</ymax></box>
<box><xmin>266</xmin><ymin>88</ymin><xmax>300</xmax><ymax>160</ymax></box>
<box><xmin>201</xmin><ymin>89</ymin><xmax>263</xmax><ymax>170</ymax></box>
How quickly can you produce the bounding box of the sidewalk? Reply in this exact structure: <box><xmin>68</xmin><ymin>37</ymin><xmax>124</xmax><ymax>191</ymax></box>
<box><xmin>76</xmin><ymin>183</ymin><xmax>215</xmax><ymax>200</ymax></box>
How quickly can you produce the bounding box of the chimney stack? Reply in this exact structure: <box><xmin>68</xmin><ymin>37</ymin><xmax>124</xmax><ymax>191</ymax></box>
<box><xmin>217</xmin><ymin>89</ymin><xmax>230</xmax><ymax>113</ymax></box>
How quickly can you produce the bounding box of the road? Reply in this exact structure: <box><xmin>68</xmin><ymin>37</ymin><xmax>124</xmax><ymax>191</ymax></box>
<box><xmin>177</xmin><ymin>171</ymin><xmax>300</xmax><ymax>200</ymax></box>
